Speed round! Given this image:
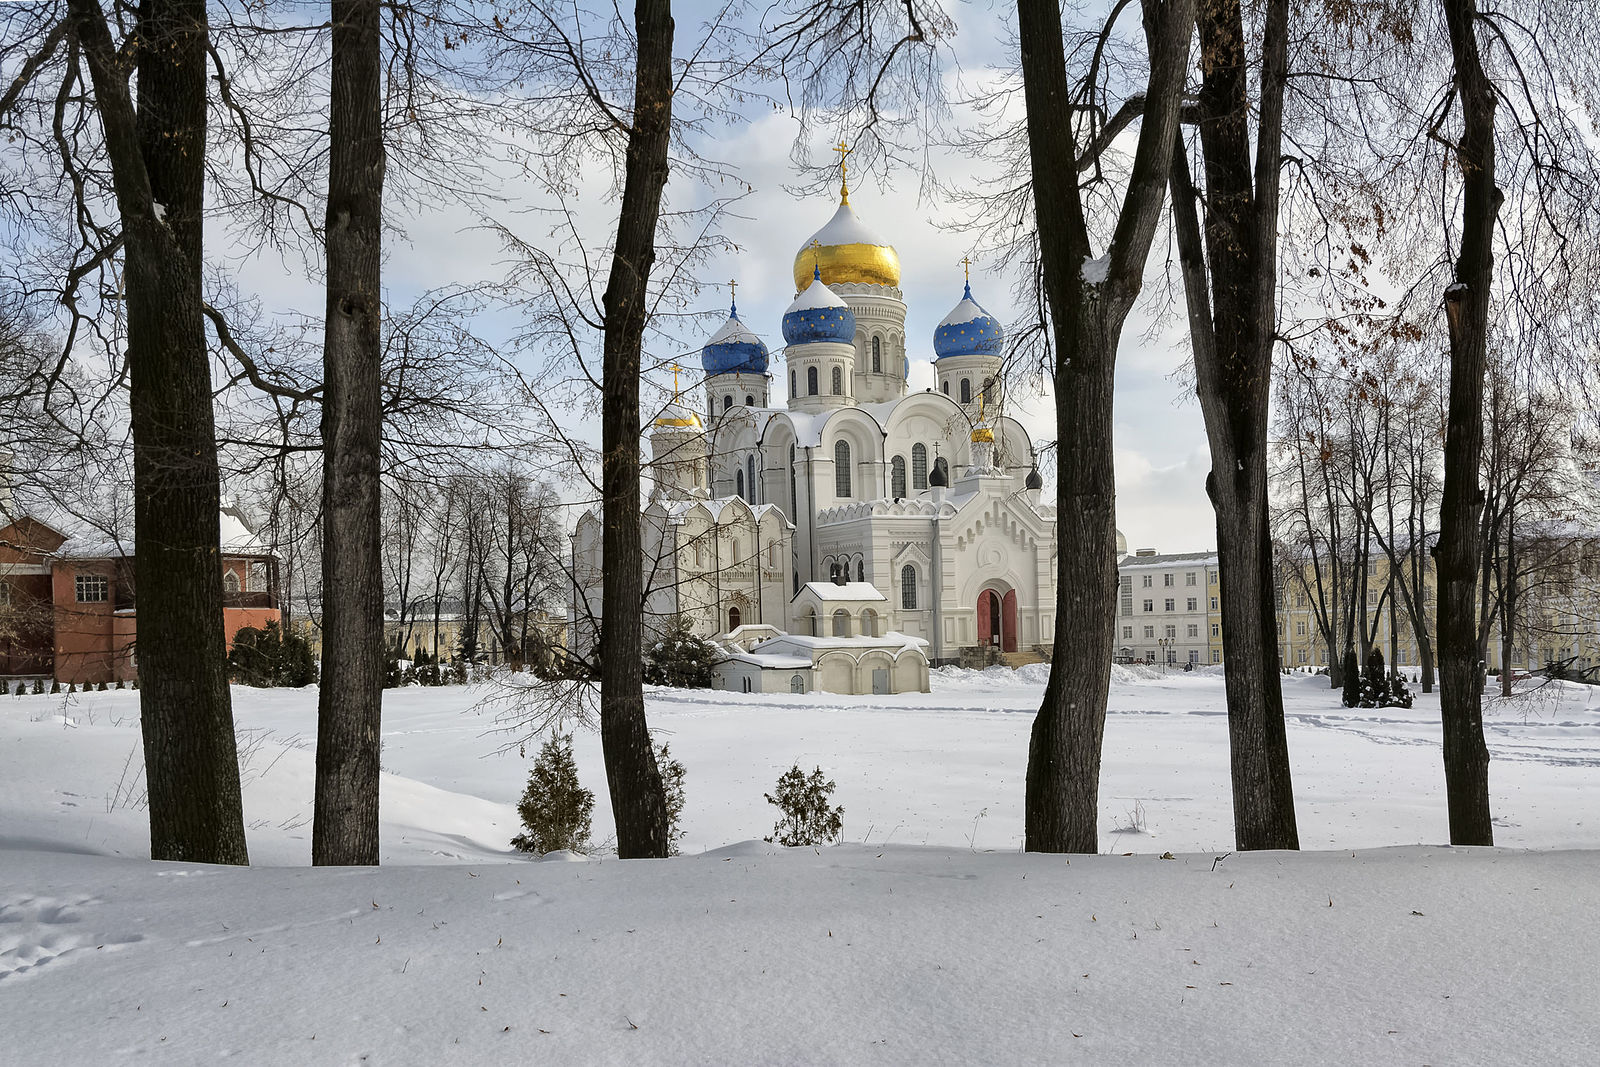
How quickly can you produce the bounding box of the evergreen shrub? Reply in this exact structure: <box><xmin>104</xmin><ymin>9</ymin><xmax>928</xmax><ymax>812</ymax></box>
<box><xmin>511</xmin><ymin>734</ymin><xmax>594</xmax><ymax>855</ymax></box>
<box><xmin>764</xmin><ymin>764</ymin><xmax>844</xmax><ymax>847</ymax></box>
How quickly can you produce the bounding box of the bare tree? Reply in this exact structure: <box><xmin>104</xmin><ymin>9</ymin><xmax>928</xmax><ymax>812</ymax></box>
<box><xmin>1017</xmin><ymin>0</ymin><xmax>1195</xmax><ymax>853</ymax></box>
<box><xmin>65</xmin><ymin>0</ymin><xmax>249</xmax><ymax>863</ymax></box>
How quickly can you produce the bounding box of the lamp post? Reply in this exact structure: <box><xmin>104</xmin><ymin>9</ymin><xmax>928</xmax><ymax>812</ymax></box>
<box><xmin>1158</xmin><ymin>636</ymin><xmax>1170</xmax><ymax>673</ymax></box>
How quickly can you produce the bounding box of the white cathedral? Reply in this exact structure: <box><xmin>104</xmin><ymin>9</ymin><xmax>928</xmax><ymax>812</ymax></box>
<box><xmin>572</xmin><ymin>175</ymin><xmax>1065</xmax><ymax>695</ymax></box>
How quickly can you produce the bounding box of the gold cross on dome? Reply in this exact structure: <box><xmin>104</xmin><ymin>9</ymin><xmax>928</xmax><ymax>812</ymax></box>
<box><xmin>729</xmin><ymin>279</ymin><xmax>737</xmax><ymax>303</ymax></box>
<box><xmin>961</xmin><ymin>255</ymin><xmax>972</xmax><ymax>283</ymax></box>
<box><xmin>810</xmin><ymin>238</ymin><xmax>823</xmax><ymax>272</ymax></box>
<box><xmin>834</xmin><ymin>141</ymin><xmax>853</xmax><ymax>202</ymax></box>
<box><xmin>670</xmin><ymin>362</ymin><xmax>682</xmax><ymax>395</ymax></box>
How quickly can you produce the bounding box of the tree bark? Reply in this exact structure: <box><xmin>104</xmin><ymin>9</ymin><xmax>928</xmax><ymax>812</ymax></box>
<box><xmin>1434</xmin><ymin>0</ymin><xmax>1497</xmax><ymax>846</ymax></box>
<box><xmin>598</xmin><ymin>0</ymin><xmax>673</xmax><ymax>858</ymax></box>
<box><xmin>1168</xmin><ymin>0</ymin><xmax>1298</xmax><ymax>850</ymax></box>
<box><xmin>1020</xmin><ymin>0</ymin><xmax>1194</xmax><ymax>853</ymax></box>
<box><xmin>70</xmin><ymin>0</ymin><xmax>249</xmax><ymax>864</ymax></box>
<box><xmin>314</xmin><ymin>0</ymin><xmax>386</xmax><ymax>866</ymax></box>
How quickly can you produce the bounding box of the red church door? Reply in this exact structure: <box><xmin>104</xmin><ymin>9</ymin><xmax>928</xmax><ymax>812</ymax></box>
<box><xmin>977</xmin><ymin>590</ymin><xmax>1019</xmax><ymax>653</ymax></box>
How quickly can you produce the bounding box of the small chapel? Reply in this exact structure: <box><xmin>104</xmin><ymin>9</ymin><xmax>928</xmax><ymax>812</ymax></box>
<box><xmin>571</xmin><ymin>159</ymin><xmax>1062</xmax><ymax>695</ymax></box>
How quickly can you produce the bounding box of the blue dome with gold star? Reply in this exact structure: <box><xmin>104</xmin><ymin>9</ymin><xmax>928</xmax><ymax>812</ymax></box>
<box><xmin>782</xmin><ymin>268</ymin><xmax>856</xmax><ymax>345</ymax></box>
<box><xmin>933</xmin><ymin>282</ymin><xmax>1003</xmax><ymax>360</ymax></box>
<box><xmin>700</xmin><ymin>301</ymin><xmax>769</xmax><ymax>375</ymax></box>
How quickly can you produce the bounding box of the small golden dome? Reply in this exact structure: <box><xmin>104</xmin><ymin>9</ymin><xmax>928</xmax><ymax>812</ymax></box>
<box><xmin>970</xmin><ymin>423</ymin><xmax>995</xmax><ymax>444</ymax></box>
<box><xmin>793</xmin><ymin>197</ymin><xmax>901</xmax><ymax>291</ymax></box>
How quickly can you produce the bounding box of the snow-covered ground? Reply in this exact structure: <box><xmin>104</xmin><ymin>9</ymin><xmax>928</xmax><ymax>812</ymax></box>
<box><xmin>3</xmin><ymin>666</ymin><xmax>1598</xmax><ymax>1062</ymax></box>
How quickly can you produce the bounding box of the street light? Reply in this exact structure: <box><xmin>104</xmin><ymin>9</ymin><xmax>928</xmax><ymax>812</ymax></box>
<box><xmin>1157</xmin><ymin>637</ymin><xmax>1170</xmax><ymax>673</ymax></box>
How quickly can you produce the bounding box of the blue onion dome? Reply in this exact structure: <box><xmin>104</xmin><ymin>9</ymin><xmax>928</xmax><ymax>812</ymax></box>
<box><xmin>933</xmin><ymin>281</ymin><xmax>1004</xmax><ymax>360</ymax></box>
<box><xmin>782</xmin><ymin>268</ymin><xmax>856</xmax><ymax>345</ymax></box>
<box><xmin>700</xmin><ymin>300</ymin><xmax>769</xmax><ymax>375</ymax></box>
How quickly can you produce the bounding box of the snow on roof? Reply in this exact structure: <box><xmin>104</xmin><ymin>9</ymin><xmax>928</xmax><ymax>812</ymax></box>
<box><xmin>704</xmin><ymin>314</ymin><xmax>765</xmax><ymax>348</ymax></box>
<box><xmin>1118</xmin><ymin>551</ymin><xmax>1219</xmax><ymax>569</ymax></box>
<box><xmin>809</xmin><ymin>200</ymin><xmax>893</xmax><ymax>251</ymax></box>
<box><xmin>785</xmin><ymin>275</ymin><xmax>849</xmax><ymax>313</ymax></box>
<box><xmin>722</xmin><ymin>651</ymin><xmax>814</xmax><ymax>669</ymax></box>
<box><xmin>799</xmin><ymin>581</ymin><xmax>887</xmax><ymax>603</ymax></box>
<box><xmin>938</xmin><ymin>295</ymin><xmax>989</xmax><ymax>329</ymax></box>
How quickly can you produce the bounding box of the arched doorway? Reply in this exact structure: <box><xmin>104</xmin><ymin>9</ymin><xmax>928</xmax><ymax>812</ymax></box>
<box><xmin>976</xmin><ymin>587</ymin><xmax>1018</xmax><ymax>653</ymax></box>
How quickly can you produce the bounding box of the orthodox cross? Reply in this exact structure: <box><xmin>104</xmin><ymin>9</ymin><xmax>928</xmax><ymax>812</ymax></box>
<box><xmin>728</xmin><ymin>279</ymin><xmax>737</xmax><ymax>313</ymax></box>
<box><xmin>961</xmin><ymin>254</ymin><xmax>972</xmax><ymax>284</ymax></box>
<box><xmin>671</xmin><ymin>362</ymin><xmax>682</xmax><ymax>396</ymax></box>
<box><xmin>810</xmin><ymin>238</ymin><xmax>823</xmax><ymax>272</ymax></box>
<box><xmin>834</xmin><ymin>140</ymin><xmax>852</xmax><ymax>201</ymax></box>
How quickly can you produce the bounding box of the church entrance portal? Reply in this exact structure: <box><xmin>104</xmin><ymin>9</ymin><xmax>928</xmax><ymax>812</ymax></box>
<box><xmin>976</xmin><ymin>588</ymin><xmax>1017</xmax><ymax>653</ymax></box>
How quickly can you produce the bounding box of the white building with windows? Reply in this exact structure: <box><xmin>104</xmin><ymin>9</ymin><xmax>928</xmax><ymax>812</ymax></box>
<box><xmin>1115</xmin><ymin>550</ymin><xmax>1221</xmax><ymax>667</ymax></box>
<box><xmin>571</xmin><ymin>176</ymin><xmax>1080</xmax><ymax>693</ymax></box>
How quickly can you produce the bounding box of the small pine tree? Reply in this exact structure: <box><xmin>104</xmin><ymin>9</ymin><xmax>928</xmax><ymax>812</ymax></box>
<box><xmin>764</xmin><ymin>764</ymin><xmax>844</xmax><ymax>847</ymax></box>
<box><xmin>96</xmin><ymin>680</ymin><xmax>107</xmax><ymax>692</ymax></box>
<box><xmin>113</xmin><ymin>679</ymin><xmax>124</xmax><ymax>690</ymax></box>
<box><xmin>656</xmin><ymin>741</ymin><xmax>688</xmax><ymax>856</ymax></box>
<box><xmin>1359</xmin><ymin>648</ymin><xmax>1388</xmax><ymax>707</ymax></box>
<box><xmin>511</xmin><ymin>734</ymin><xmax>594</xmax><ymax>855</ymax></box>
<box><xmin>32</xmin><ymin>678</ymin><xmax>44</xmax><ymax>694</ymax></box>
<box><xmin>1388</xmin><ymin>671</ymin><xmax>1415</xmax><ymax>709</ymax></box>
<box><xmin>1341</xmin><ymin>648</ymin><xmax>1360</xmax><ymax>708</ymax></box>
<box><xmin>49</xmin><ymin>680</ymin><xmax>60</xmax><ymax>694</ymax></box>
<box><xmin>643</xmin><ymin>617</ymin><xmax>721</xmax><ymax>688</ymax></box>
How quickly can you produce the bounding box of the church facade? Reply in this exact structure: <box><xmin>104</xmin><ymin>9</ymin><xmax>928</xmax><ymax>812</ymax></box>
<box><xmin>571</xmin><ymin>174</ymin><xmax>1063</xmax><ymax>692</ymax></box>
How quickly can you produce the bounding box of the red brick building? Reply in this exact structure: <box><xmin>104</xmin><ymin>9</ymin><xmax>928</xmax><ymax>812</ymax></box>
<box><xmin>0</xmin><ymin>507</ymin><xmax>280</xmax><ymax>685</ymax></box>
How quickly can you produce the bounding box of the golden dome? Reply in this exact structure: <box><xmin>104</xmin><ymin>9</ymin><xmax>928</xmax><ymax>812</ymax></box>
<box><xmin>792</xmin><ymin>194</ymin><xmax>901</xmax><ymax>291</ymax></box>
<box><xmin>970</xmin><ymin>423</ymin><xmax>995</xmax><ymax>445</ymax></box>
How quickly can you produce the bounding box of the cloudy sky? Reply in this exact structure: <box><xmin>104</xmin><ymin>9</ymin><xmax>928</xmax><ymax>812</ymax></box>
<box><xmin>224</xmin><ymin>0</ymin><xmax>1218</xmax><ymax>554</ymax></box>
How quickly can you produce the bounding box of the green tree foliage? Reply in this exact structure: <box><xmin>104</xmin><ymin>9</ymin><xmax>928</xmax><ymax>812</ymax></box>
<box><xmin>643</xmin><ymin>618</ymin><xmax>721</xmax><ymax>689</ymax></box>
<box><xmin>656</xmin><ymin>741</ymin><xmax>687</xmax><ymax>856</ymax></box>
<box><xmin>764</xmin><ymin>764</ymin><xmax>844</xmax><ymax>847</ymax></box>
<box><xmin>511</xmin><ymin>734</ymin><xmax>594</xmax><ymax>855</ymax></box>
<box><xmin>1341</xmin><ymin>647</ymin><xmax>1361</xmax><ymax>709</ymax></box>
<box><xmin>228</xmin><ymin>621</ymin><xmax>318</xmax><ymax>688</ymax></box>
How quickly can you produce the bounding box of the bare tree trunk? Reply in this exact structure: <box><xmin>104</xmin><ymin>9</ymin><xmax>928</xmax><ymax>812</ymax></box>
<box><xmin>71</xmin><ymin>0</ymin><xmax>248</xmax><ymax>865</ymax></box>
<box><xmin>314</xmin><ymin>0</ymin><xmax>386</xmax><ymax>866</ymax></box>
<box><xmin>1435</xmin><ymin>0</ymin><xmax>1497</xmax><ymax>846</ymax></box>
<box><xmin>598</xmin><ymin>0</ymin><xmax>673</xmax><ymax>858</ymax></box>
<box><xmin>1019</xmin><ymin>0</ymin><xmax>1194</xmax><ymax>853</ymax></box>
<box><xmin>1168</xmin><ymin>0</ymin><xmax>1299</xmax><ymax>850</ymax></box>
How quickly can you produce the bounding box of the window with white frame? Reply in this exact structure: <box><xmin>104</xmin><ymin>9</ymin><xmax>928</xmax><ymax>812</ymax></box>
<box><xmin>900</xmin><ymin>565</ymin><xmax>917</xmax><ymax>609</ymax></box>
<box><xmin>911</xmin><ymin>443</ymin><xmax>928</xmax><ymax>490</ymax></box>
<box><xmin>1187</xmin><ymin>624</ymin><xmax>1198</xmax><ymax>638</ymax></box>
<box><xmin>1164</xmin><ymin>574</ymin><xmax>1174</xmax><ymax>587</ymax></box>
<box><xmin>75</xmin><ymin>574</ymin><xmax>108</xmax><ymax>603</ymax></box>
<box><xmin>1164</xmin><ymin>598</ymin><xmax>1175</xmax><ymax>611</ymax></box>
<box><xmin>1186</xmin><ymin>598</ymin><xmax>1197</xmax><ymax>611</ymax></box>
<box><xmin>1143</xmin><ymin>599</ymin><xmax>1153</xmax><ymax>612</ymax></box>
<box><xmin>834</xmin><ymin>440</ymin><xmax>851</xmax><ymax>497</ymax></box>
<box><xmin>1186</xmin><ymin>572</ymin><xmax>1196</xmax><ymax>586</ymax></box>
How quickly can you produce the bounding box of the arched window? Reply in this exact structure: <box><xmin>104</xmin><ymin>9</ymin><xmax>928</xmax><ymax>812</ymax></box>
<box><xmin>891</xmin><ymin>456</ymin><xmax>906</xmax><ymax>498</ymax></box>
<box><xmin>834</xmin><ymin>440</ymin><xmax>851</xmax><ymax>497</ymax></box>
<box><xmin>960</xmin><ymin>378</ymin><xmax>972</xmax><ymax>404</ymax></box>
<box><xmin>745</xmin><ymin>395</ymin><xmax>755</xmax><ymax>406</ymax></box>
<box><xmin>941</xmin><ymin>380</ymin><xmax>950</xmax><ymax>395</ymax></box>
<box><xmin>223</xmin><ymin>570</ymin><xmax>240</xmax><ymax>594</ymax></box>
<box><xmin>806</xmin><ymin>366</ymin><xmax>818</xmax><ymax>395</ymax></box>
<box><xmin>831</xmin><ymin>366</ymin><xmax>843</xmax><ymax>395</ymax></box>
<box><xmin>901</xmin><ymin>565</ymin><xmax>917</xmax><ymax>610</ymax></box>
<box><xmin>983</xmin><ymin>380</ymin><xmax>995</xmax><ymax>406</ymax></box>
<box><xmin>872</xmin><ymin>336</ymin><xmax>881</xmax><ymax>373</ymax></box>
<box><xmin>912</xmin><ymin>443</ymin><xmax>928</xmax><ymax>490</ymax></box>
<box><xmin>790</xmin><ymin>370</ymin><xmax>797</xmax><ymax>397</ymax></box>
<box><xmin>728</xmin><ymin>606</ymin><xmax>741</xmax><ymax>632</ymax></box>
<box><xmin>832</xmin><ymin>609</ymin><xmax>851</xmax><ymax>637</ymax></box>
<box><xmin>861</xmin><ymin>608</ymin><xmax>878</xmax><ymax>637</ymax></box>
<box><xmin>857</xmin><ymin>558</ymin><xmax>864</xmax><ymax>582</ymax></box>
<box><xmin>723</xmin><ymin>394</ymin><xmax>733</xmax><ymax>412</ymax></box>
<box><xmin>747</xmin><ymin>455</ymin><xmax>757</xmax><ymax>503</ymax></box>
<box><xmin>736</xmin><ymin>469</ymin><xmax>745</xmax><ymax>500</ymax></box>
